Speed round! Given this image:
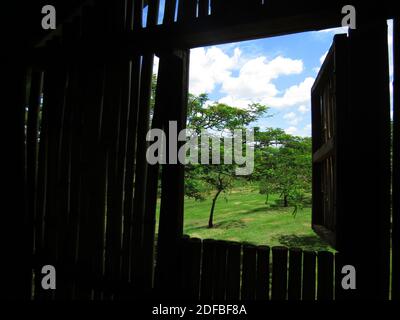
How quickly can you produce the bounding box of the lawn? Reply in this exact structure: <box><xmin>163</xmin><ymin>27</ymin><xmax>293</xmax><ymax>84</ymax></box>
<box><xmin>181</xmin><ymin>186</ymin><xmax>333</xmax><ymax>251</ymax></box>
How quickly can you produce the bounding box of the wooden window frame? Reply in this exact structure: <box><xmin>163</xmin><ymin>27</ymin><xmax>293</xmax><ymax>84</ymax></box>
<box><xmin>311</xmin><ymin>34</ymin><xmax>348</xmax><ymax>249</ymax></box>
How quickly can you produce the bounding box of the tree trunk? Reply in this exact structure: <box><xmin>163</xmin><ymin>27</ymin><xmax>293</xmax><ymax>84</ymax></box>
<box><xmin>283</xmin><ymin>194</ymin><xmax>288</xmax><ymax>207</ymax></box>
<box><xmin>208</xmin><ymin>189</ymin><xmax>222</xmax><ymax>228</ymax></box>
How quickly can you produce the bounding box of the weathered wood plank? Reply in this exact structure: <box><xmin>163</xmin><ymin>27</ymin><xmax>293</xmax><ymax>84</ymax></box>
<box><xmin>392</xmin><ymin>17</ymin><xmax>400</xmax><ymax>300</ymax></box>
<box><xmin>241</xmin><ymin>244</ymin><xmax>257</xmax><ymax>300</ymax></box>
<box><xmin>288</xmin><ymin>248</ymin><xmax>302</xmax><ymax>300</ymax></box>
<box><xmin>214</xmin><ymin>240</ymin><xmax>228</xmax><ymax>300</ymax></box>
<box><xmin>256</xmin><ymin>245</ymin><xmax>270</xmax><ymax>300</ymax></box>
<box><xmin>302</xmin><ymin>251</ymin><xmax>316</xmax><ymax>300</ymax></box>
<box><xmin>198</xmin><ymin>0</ymin><xmax>209</xmax><ymax>18</ymax></box>
<box><xmin>154</xmin><ymin>48</ymin><xmax>189</xmax><ymax>298</ymax></box>
<box><xmin>163</xmin><ymin>0</ymin><xmax>177</xmax><ymax>24</ymax></box>
<box><xmin>26</xmin><ymin>69</ymin><xmax>43</xmax><ymax>299</ymax></box>
<box><xmin>200</xmin><ymin>239</ymin><xmax>216</xmax><ymax>300</ymax></box>
<box><xmin>271</xmin><ymin>246</ymin><xmax>288</xmax><ymax>300</ymax></box>
<box><xmin>178</xmin><ymin>0</ymin><xmax>198</xmax><ymax>22</ymax></box>
<box><xmin>226</xmin><ymin>241</ymin><xmax>241</xmax><ymax>301</ymax></box>
<box><xmin>317</xmin><ymin>251</ymin><xmax>334</xmax><ymax>300</ymax></box>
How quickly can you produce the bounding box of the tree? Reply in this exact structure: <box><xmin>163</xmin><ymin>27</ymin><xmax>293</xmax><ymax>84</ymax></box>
<box><xmin>256</xmin><ymin>130</ymin><xmax>312</xmax><ymax>216</ymax></box>
<box><xmin>185</xmin><ymin>93</ymin><xmax>268</xmax><ymax>228</ymax></box>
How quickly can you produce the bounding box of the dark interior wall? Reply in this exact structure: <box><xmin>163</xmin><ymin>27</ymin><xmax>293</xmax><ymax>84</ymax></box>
<box><xmin>11</xmin><ymin>0</ymin><xmax>86</xmax><ymax>48</ymax></box>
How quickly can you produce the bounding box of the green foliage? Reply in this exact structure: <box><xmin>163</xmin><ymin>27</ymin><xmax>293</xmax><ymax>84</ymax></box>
<box><xmin>255</xmin><ymin>130</ymin><xmax>312</xmax><ymax>216</ymax></box>
<box><xmin>184</xmin><ymin>93</ymin><xmax>268</xmax><ymax>227</ymax></box>
<box><xmin>187</xmin><ymin>93</ymin><xmax>269</xmax><ymax>134</ymax></box>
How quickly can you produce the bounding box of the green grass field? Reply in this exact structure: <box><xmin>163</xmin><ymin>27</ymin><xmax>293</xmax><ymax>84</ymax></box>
<box><xmin>181</xmin><ymin>186</ymin><xmax>333</xmax><ymax>251</ymax></box>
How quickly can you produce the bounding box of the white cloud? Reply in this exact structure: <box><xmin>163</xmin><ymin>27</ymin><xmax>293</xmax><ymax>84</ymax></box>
<box><xmin>298</xmin><ymin>105</ymin><xmax>310</xmax><ymax>113</ymax></box>
<box><xmin>283</xmin><ymin>112</ymin><xmax>302</xmax><ymax>125</ymax></box>
<box><xmin>264</xmin><ymin>77</ymin><xmax>315</xmax><ymax>109</ymax></box>
<box><xmin>285</xmin><ymin>126</ymin><xmax>298</xmax><ymax>135</ymax></box>
<box><xmin>188</xmin><ymin>46</ymin><xmax>242</xmax><ymax>95</ymax></box>
<box><xmin>220</xmin><ymin>55</ymin><xmax>303</xmax><ymax>106</ymax></box>
<box><xmin>188</xmin><ymin>46</ymin><xmax>305</xmax><ymax>109</ymax></box>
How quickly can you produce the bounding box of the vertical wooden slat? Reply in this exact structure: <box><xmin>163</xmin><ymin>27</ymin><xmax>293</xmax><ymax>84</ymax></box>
<box><xmin>130</xmin><ymin>55</ymin><xmax>152</xmax><ymax>290</ymax></box>
<box><xmin>102</xmin><ymin>0</ymin><xmax>127</xmax><ymax>298</ymax></box>
<box><xmin>131</xmin><ymin>0</ymin><xmax>159</xmax><ymax>293</ymax></box>
<box><xmin>87</xmin><ymin>7</ymin><xmax>108</xmax><ymax>299</ymax></box>
<box><xmin>26</xmin><ymin>69</ymin><xmax>43</xmax><ymax>299</ymax></box>
<box><xmin>154</xmin><ymin>48</ymin><xmax>189</xmax><ymax>298</ymax></box>
<box><xmin>75</xmin><ymin>6</ymin><xmax>106</xmax><ymax>299</ymax></box>
<box><xmin>271</xmin><ymin>246</ymin><xmax>288</xmax><ymax>300</ymax></box>
<box><xmin>59</xmin><ymin>17</ymin><xmax>84</xmax><ymax>299</ymax></box>
<box><xmin>147</xmin><ymin>0</ymin><xmax>161</xmax><ymax>27</ymax></box>
<box><xmin>226</xmin><ymin>241</ymin><xmax>241</xmax><ymax>300</ymax></box>
<box><xmin>163</xmin><ymin>0</ymin><xmax>177</xmax><ymax>24</ymax></box>
<box><xmin>179</xmin><ymin>236</ymin><xmax>191</xmax><ymax>298</ymax></box>
<box><xmin>210</xmin><ymin>0</ymin><xmax>224</xmax><ymax>16</ymax></box>
<box><xmin>302</xmin><ymin>251</ymin><xmax>316</xmax><ymax>300</ymax></box>
<box><xmin>214</xmin><ymin>240</ymin><xmax>228</xmax><ymax>300</ymax></box>
<box><xmin>41</xmin><ymin>38</ymin><xmax>68</xmax><ymax>300</ymax></box>
<box><xmin>54</xmin><ymin>20</ymin><xmax>82</xmax><ymax>300</ymax></box>
<box><xmin>288</xmin><ymin>248</ymin><xmax>302</xmax><ymax>300</ymax></box>
<box><xmin>178</xmin><ymin>0</ymin><xmax>198</xmax><ymax>22</ymax></box>
<box><xmin>392</xmin><ymin>17</ymin><xmax>400</xmax><ymax>301</ymax></box>
<box><xmin>200</xmin><ymin>239</ymin><xmax>216</xmax><ymax>300</ymax></box>
<box><xmin>241</xmin><ymin>244</ymin><xmax>257</xmax><ymax>300</ymax></box>
<box><xmin>141</xmin><ymin>55</ymin><xmax>167</xmax><ymax>291</ymax></box>
<box><xmin>256</xmin><ymin>245</ymin><xmax>270</xmax><ymax>300</ymax></box>
<box><xmin>3</xmin><ymin>57</ymin><xmax>28</xmax><ymax>300</ymax></box>
<box><xmin>198</xmin><ymin>0</ymin><xmax>209</xmax><ymax>18</ymax></box>
<box><xmin>133</xmin><ymin>0</ymin><xmax>143</xmax><ymax>29</ymax></box>
<box><xmin>121</xmin><ymin>54</ymin><xmax>141</xmax><ymax>287</ymax></box>
<box><xmin>334</xmin><ymin>252</ymin><xmax>345</xmax><ymax>300</ymax></box>
<box><xmin>183</xmin><ymin>238</ymin><xmax>202</xmax><ymax>300</ymax></box>
<box><xmin>317</xmin><ymin>251</ymin><xmax>334</xmax><ymax>300</ymax></box>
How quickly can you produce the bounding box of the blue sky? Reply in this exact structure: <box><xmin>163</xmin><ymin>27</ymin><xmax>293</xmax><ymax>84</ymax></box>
<box><xmin>150</xmin><ymin>3</ymin><xmax>394</xmax><ymax>137</ymax></box>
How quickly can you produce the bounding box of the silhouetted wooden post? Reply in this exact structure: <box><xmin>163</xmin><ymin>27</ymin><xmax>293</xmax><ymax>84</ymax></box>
<box><xmin>41</xmin><ymin>38</ymin><xmax>68</xmax><ymax>300</ymax></box>
<box><xmin>155</xmin><ymin>47</ymin><xmax>189</xmax><ymax>298</ymax></box>
<box><xmin>241</xmin><ymin>244</ymin><xmax>257</xmax><ymax>300</ymax></box>
<box><xmin>182</xmin><ymin>238</ymin><xmax>202</xmax><ymax>300</ymax></box>
<box><xmin>3</xmin><ymin>60</ymin><xmax>29</xmax><ymax>300</ymax></box>
<box><xmin>271</xmin><ymin>246</ymin><xmax>288</xmax><ymax>300</ymax></box>
<box><xmin>226</xmin><ymin>242</ymin><xmax>241</xmax><ymax>300</ymax></box>
<box><xmin>121</xmin><ymin>0</ymin><xmax>143</xmax><ymax>293</ymax></box>
<box><xmin>392</xmin><ymin>17</ymin><xmax>400</xmax><ymax>300</ymax></box>
<box><xmin>302</xmin><ymin>251</ymin><xmax>316</xmax><ymax>300</ymax></box>
<box><xmin>198</xmin><ymin>0</ymin><xmax>210</xmax><ymax>18</ymax></box>
<box><xmin>256</xmin><ymin>245</ymin><xmax>270</xmax><ymax>300</ymax></box>
<box><xmin>200</xmin><ymin>239</ymin><xmax>216</xmax><ymax>300</ymax></box>
<box><xmin>288</xmin><ymin>248</ymin><xmax>302</xmax><ymax>300</ymax></box>
<box><xmin>131</xmin><ymin>0</ymin><xmax>159</xmax><ymax>293</ymax></box>
<box><xmin>26</xmin><ymin>69</ymin><xmax>43</xmax><ymax>299</ymax></box>
<box><xmin>317</xmin><ymin>251</ymin><xmax>333</xmax><ymax>300</ymax></box>
<box><xmin>342</xmin><ymin>19</ymin><xmax>391</xmax><ymax>299</ymax></box>
<box><xmin>214</xmin><ymin>240</ymin><xmax>228</xmax><ymax>300</ymax></box>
